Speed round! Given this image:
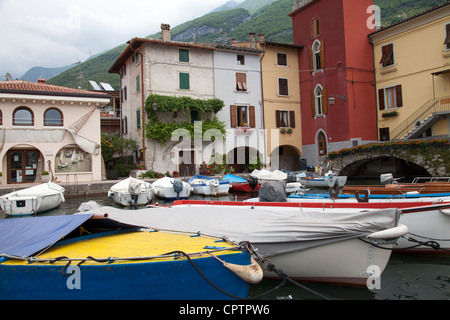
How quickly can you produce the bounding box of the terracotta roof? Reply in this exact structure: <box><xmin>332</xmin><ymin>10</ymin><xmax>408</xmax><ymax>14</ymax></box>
<box><xmin>0</xmin><ymin>80</ymin><xmax>110</xmax><ymax>99</ymax></box>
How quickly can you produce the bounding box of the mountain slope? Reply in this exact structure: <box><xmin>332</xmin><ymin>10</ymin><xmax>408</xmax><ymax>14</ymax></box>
<box><xmin>47</xmin><ymin>0</ymin><xmax>447</xmax><ymax>90</ymax></box>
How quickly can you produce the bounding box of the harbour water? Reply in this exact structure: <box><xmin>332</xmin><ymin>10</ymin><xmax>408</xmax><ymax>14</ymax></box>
<box><xmin>1</xmin><ymin>189</ymin><xmax>449</xmax><ymax>300</ymax></box>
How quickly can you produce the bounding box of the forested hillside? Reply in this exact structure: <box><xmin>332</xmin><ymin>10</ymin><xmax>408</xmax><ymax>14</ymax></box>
<box><xmin>47</xmin><ymin>0</ymin><xmax>448</xmax><ymax>90</ymax></box>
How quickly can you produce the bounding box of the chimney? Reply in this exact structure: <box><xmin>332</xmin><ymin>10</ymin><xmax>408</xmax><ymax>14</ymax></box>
<box><xmin>249</xmin><ymin>33</ymin><xmax>256</xmax><ymax>48</ymax></box>
<box><xmin>258</xmin><ymin>33</ymin><xmax>265</xmax><ymax>43</ymax></box>
<box><xmin>161</xmin><ymin>24</ymin><xmax>171</xmax><ymax>41</ymax></box>
<box><xmin>37</xmin><ymin>78</ymin><xmax>46</xmax><ymax>84</ymax></box>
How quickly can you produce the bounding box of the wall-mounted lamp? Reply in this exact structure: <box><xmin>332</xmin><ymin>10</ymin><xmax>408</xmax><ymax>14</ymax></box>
<box><xmin>328</xmin><ymin>95</ymin><xmax>346</xmax><ymax>105</ymax></box>
<box><xmin>152</xmin><ymin>102</ymin><xmax>158</xmax><ymax>111</ymax></box>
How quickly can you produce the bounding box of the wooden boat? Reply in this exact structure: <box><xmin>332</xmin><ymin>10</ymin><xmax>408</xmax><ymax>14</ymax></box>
<box><xmin>0</xmin><ymin>214</ymin><xmax>257</xmax><ymax>300</ymax></box>
<box><xmin>79</xmin><ymin>202</ymin><xmax>408</xmax><ymax>286</ymax></box>
<box><xmin>298</xmin><ymin>171</ymin><xmax>347</xmax><ymax>188</ymax></box>
<box><xmin>151</xmin><ymin>176</ymin><xmax>191</xmax><ymax>200</ymax></box>
<box><xmin>222</xmin><ymin>174</ymin><xmax>260</xmax><ymax>193</ymax></box>
<box><xmin>107</xmin><ymin>177</ymin><xmax>153</xmax><ymax>207</ymax></box>
<box><xmin>0</xmin><ymin>182</ymin><xmax>65</xmax><ymax>216</ymax></box>
<box><xmin>188</xmin><ymin>175</ymin><xmax>230</xmax><ymax>196</ymax></box>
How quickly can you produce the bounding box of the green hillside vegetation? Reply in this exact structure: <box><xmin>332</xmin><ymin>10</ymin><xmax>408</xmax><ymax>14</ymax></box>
<box><xmin>47</xmin><ymin>0</ymin><xmax>447</xmax><ymax>90</ymax></box>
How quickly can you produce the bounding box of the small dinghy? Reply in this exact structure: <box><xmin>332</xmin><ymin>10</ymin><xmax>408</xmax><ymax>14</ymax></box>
<box><xmin>108</xmin><ymin>177</ymin><xmax>153</xmax><ymax>207</ymax></box>
<box><xmin>0</xmin><ymin>182</ymin><xmax>65</xmax><ymax>216</ymax></box>
<box><xmin>151</xmin><ymin>176</ymin><xmax>191</xmax><ymax>200</ymax></box>
<box><xmin>222</xmin><ymin>174</ymin><xmax>260</xmax><ymax>193</ymax></box>
<box><xmin>189</xmin><ymin>175</ymin><xmax>230</xmax><ymax>196</ymax></box>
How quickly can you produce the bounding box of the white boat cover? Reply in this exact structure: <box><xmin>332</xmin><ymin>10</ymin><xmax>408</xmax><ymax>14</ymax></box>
<box><xmin>80</xmin><ymin>204</ymin><xmax>401</xmax><ymax>258</ymax></box>
<box><xmin>250</xmin><ymin>169</ymin><xmax>287</xmax><ymax>181</ymax></box>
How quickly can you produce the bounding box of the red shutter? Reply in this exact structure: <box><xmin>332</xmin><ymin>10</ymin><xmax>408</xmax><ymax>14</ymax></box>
<box><xmin>249</xmin><ymin>106</ymin><xmax>256</xmax><ymax>128</ymax></box>
<box><xmin>322</xmin><ymin>85</ymin><xmax>328</xmax><ymax>114</ymax></box>
<box><xmin>230</xmin><ymin>105</ymin><xmax>237</xmax><ymax>127</ymax></box>
<box><xmin>396</xmin><ymin>85</ymin><xmax>403</xmax><ymax>107</ymax></box>
<box><xmin>319</xmin><ymin>40</ymin><xmax>325</xmax><ymax>69</ymax></box>
<box><xmin>311</xmin><ymin>89</ymin><xmax>316</xmax><ymax>116</ymax></box>
<box><xmin>378</xmin><ymin>89</ymin><xmax>385</xmax><ymax>110</ymax></box>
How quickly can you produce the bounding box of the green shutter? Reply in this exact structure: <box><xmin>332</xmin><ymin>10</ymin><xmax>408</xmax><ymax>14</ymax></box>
<box><xmin>179</xmin><ymin>73</ymin><xmax>190</xmax><ymax>90</ymax></box>
<box><xmin>136</xmin><ymin>109</ymin><xmax>141</xmax><ymax>129</ymax></box>
<box><xmin>179</xmin><ymin>49</ymin><xmax>190</xmax><ymax>63</ymax></box>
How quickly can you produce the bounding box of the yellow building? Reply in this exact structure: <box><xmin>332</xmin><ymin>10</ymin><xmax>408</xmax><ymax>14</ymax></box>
<box><xmin>232</xmin><ymin>34</ymin><xmax>304</xmax><ymax>170</ymax></box>
<box><xmin>369</xmin><ymin>2</ymin><xmax>450</xmax><ymax>141</ymax></box>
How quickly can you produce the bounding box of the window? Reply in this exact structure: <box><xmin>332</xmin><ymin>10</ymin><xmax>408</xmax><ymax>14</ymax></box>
<box><xmin>136</xmin><ymin>109</ymin><xmax>141</xmax><ymax>130</ymax></box>
<box><xmin>380</xmin><ymin>43</ymin><xmax>394</xmax><ymax>67</ymax></box>
<box><xmin>378</xmin><ymin>85</ymin><xmax>403</xmax><ymax>110</ymax></box>
<box><xmin>136</xmin><ymin>75</ymin><xmax>141</xmax><ymax>92</ymax></box>
<box><xmin>276</xmin><ymin>110</ymin><xmax>295</xmax><ymax>128</ymax></box>
<box><xmin>278</xmin><ymin>78</ymin><xmax>289</xmax><ymax>96</ymax></box>
<box><xmin>121</xmin><ymin>86</ymin><xmax>127</xmax><ymax>102</ymax></box>
<box><xmin>277</xmin><ymin>53</ymin><xmax>287</xmax><ymax>66</ymax></box>
<box><xmin>122</xmin><ymin>116</ymin><xmax>128</xmax><ymax>135</ymax></box>
<box><xmin>312</xmin><ymin>18</ymin><xmax>320</xmax><ymax>38</ymax></box>
<box><xmin>312</xmin><ymin>40</ymin><xmax>324</xmax><ymax>71</ymax></box>
<box><xmin>311</xmin><ymin>84</ymin><xmax>328</xmax><ymax>117</ymax></box>
<box><xmin>13</xmin><ymin>107</ymin><xmax>34</xmax><ymax>126</ymax></box>
<box><xmin>230</xmin><ymin>105</ymin><xmax>255</xmax><ymax>128</ymax></box>
<box><xmin>318</xmin><ymin>131</ymin><xmax>327</xmax><ymax>156</ymax></box>
<box><xmin>44</xmin><ymin>108</ymin><xmax>63</xmax><ymax>126</ymax></box>
<box><xmin>179</xmin><ymin>72</ymin><xmax>190</xmax><ymax>90</ymax></box>
<box><xmin>236</xmin><ymin>73</ymin><xmax>247</xmax><ymax>92</ymax></box>
<box><xmin>237</xmin><ymin>55</ymin><xmax>245</xmax><ymax>65</ymax></box>
<box><xmin>0</xmin><ymin>110</ymin><xmax>2</xmax><ymax>126</ymax></box>
<box><xmin>379</xmin><ymin>128</ymin><xmax>390</xmax><ymax>141</ymax></box>
<box><xmin>179</xmin><ymin>48</ymin><xmax>190</xmax><ymax>63</ymax></box>
<box><xmin>445</xmin><ymin>24</ymin><xmax>450</xmax><ymax>50</ymax></box>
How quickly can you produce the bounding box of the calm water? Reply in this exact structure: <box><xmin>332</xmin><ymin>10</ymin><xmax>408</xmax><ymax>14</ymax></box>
<box><xmin>1</xmin><ymin>188</ymin><xmax>449</xmax><ymax>300</ymax></box>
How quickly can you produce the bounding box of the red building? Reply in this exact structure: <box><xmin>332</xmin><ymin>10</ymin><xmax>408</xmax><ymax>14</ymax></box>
<box><xmin>290</xmin><ymin>0</ymin><xmax>378</xmax><ymax>166</ymax></box>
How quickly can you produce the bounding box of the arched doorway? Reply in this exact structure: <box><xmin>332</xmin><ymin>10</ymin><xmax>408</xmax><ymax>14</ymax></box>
<box><xmin>317</xmin><ymin>131</ymin><xmax>327</xmax><ymax>157</ymax></box>
<box><xmin>270</xmin><ymin>145</ymin><xmax>302</xmax><ymax>171</ymax></box>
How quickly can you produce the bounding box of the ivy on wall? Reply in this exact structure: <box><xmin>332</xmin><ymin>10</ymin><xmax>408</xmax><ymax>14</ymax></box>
<box><xmin>144</xmin><ymin>94</ymin><xmax>226</xmax><ymax>145</ymax></box>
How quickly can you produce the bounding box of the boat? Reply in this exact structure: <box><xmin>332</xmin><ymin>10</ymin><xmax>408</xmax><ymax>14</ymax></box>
<box><xmin>0</xmin><ymin>182</ymin><xmax>65</xmax><ymax>216</ymax></box>
<box><xmin>78</xmin><ymin>202</ymin><xmax>408</xmax><ymax>286</ymax></box>
<box><xmin>250</xmin><ymin>169</ymin><xmax>303</xmax><ymax>195</ymax></box>
<box><xmin>298</xmin><ymin>171</ymin><xmax>347</xmax><ymax>188</ymax></box>
<box><xmin>188</xmin><ymin>175</ymin><xmax>230</xmax><ymax>196</ymax></box>
<box><xmin>222</xmin><ymin>174</ymin><xmax>261</xmax><ymax>193</ymax></box>
<box><xmin>107</xmin><ymin>177</ymin><xmax>153</xmax><ymax>207</ymax></box>
<box><xmin>151</xmin><ymin>176</ymin><xmax>191</xmax><ymax>200</ymax></box>
<box><xmin>0</xmin><ymin>214</ymin><xmax>257</xmax><ymax>300</ymax></box>
<box><xmin>342</xmin><ymin>173</ymin><xmax>450</xmax><ymax>195</ymax></box>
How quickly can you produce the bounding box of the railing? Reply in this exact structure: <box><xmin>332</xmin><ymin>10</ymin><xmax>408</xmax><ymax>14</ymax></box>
<box><xmin>391</xmin><ymin>96</ymin><xmax>450</xmax><ymax>140</ymax></box>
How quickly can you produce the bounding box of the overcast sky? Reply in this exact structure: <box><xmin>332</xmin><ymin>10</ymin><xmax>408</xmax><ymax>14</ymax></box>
<box><xmin>0</xmin><ymin>0</ymin><xmax>233</xmax><ymax>79</ymax></box>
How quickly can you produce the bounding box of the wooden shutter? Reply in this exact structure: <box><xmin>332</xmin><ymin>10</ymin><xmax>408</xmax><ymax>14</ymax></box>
<box><xmin>236</xmin><ymin>73</ymin><xmax>247</xmax><ymax>91</ymax></box>
<box><xmin>179</xmin><ymin>73</ymin><xmax>190</xmax><ymax>90</ymax></box>
<box><xmin>279</xmin><ymin>78</ymin><xmax>288</xmax><ymax>96</ymax></box>
<box><xmin>311</xmin><ymin>89</ymin><xmax>316</xmax><ymax>117</ymax></box>
<box><xmin>396</xmin><ymin>85</ymin><xmax>403</xmax><ymax>107</ymax></box>
<box><xmin>230</xmin><ymin>105</ymin><xmax>237</xmax><ymax>127</ymax></box>
<box><xmin>380</xmin><ymin>44</ymin><xmax>393</xmax><ymax>66</ymax></box>
<box><xmin>378</xmin><ymin>89</ymin><xmax>385</xmax><ymax>110</ymax></box>
<box><xmin>319</xmin><ymin>40</ymin><xmax>325</xmax><ymax>69</ymax></box>
<box><xmin>275</xmin><ymin>110</ymin><xmax>281</xmax><ymax>128</ymax></box>
<box><xmin>322</xmin><ymin>85</ymin><xmax>328</xmax><ymax>114</ymax></box>
<box><xmin>445</xmin><ymin>24</ymin><xmax>450</xmax><ymax>46</ymax></box>
<box><xmin>289</xmin><ymin>111</ymin><xmax>295</xmax><ymax>128</ymax></box>
<box><xmin>308</xmin><ymin>46</ymin><xmax>313</xmax><ymax>71</ymax></box>
<box><xmin>249</xmin><ymin>106</ymin><xmax>256</xmax><ymax>128</ymax></box>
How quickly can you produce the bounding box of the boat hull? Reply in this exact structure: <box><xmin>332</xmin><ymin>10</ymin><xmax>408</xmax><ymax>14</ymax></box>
<box><xmin>152</xmin><ymin>177</ymin><xmax>191</xmax><ymax>200</ymax></box>
<box><xmin>108</xmin><ymin>177</ymin><xmax>153</xmax><ymax>207</ymax></box>
<box><xmin>300</xmin><ymin>176</ymin><xmax>347</xmax><ymax>188</ymax></box>
<box><xmin>0</xmin><ymin>252</ymin><xmax>249</xmax><ymax>300</ymax></box>
<box><xmin>230</xmin><ymin>182</ymin><xmax>261</xmax><ymax>193</ymax></box>
<box><xmin>191</xmin><ymin>182</ymin><xmax>230</xmax><ymax>196</ymax></box>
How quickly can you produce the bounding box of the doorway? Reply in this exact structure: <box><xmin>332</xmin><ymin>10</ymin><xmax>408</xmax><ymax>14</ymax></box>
<box><xmin>318</xmin><ymin>131</ymin><xmax>327</xmax><ymax>157</ymax></box>
<box><xmin>7</xmin><ymin>149</ymin><xmax>40</xmax><ymax>184</ymax></box>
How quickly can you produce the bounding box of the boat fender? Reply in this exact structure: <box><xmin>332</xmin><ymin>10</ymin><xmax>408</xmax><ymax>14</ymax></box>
<box><xmin>223</xmin><ymin>258</ymin><xmax>264</xmax><ymax>285</ymax></box>
<box><xmin>367</xmin><ymin>224</ymin><xmax>408</xmax><ymax>240</ymax></box>
<box><xmin>355</xmin><ymin>190</ymin><xmax>369</xmax><ymax>203</ymax></box>
<box><xmin>440</xmin><ymin>209</ymin><xmax>450</xmax><ymax>216</ymax></box>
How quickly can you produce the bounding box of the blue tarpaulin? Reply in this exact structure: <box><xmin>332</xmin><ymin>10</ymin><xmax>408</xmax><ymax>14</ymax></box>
<box><xmin>0</xmin><ymin>214</ymin><xmax>93</xmax><ymax>258</ymax></box>
<box><xmin>222</xmin><ymin>174</ymin><xmax>247</xmax><ymax>183</ymax></box>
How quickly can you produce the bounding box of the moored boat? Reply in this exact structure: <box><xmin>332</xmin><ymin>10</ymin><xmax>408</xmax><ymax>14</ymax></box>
<box><xmin>0</xmin><ymin>182</ymin><xmax>65</xmax><ymax>216</ymax></box>
<box><xmin>222</xmin><ymin>174</ymin><xmax>261</xmax><ymax>193</ymax></box>
<box><xmin>298</xmin><ymin>171</ymin><xmax>347</xmax><ymax>188</ymax></box>
<box><xmin>188</xmin><ymin>175</ymin><xmax>230</xmax><ymax>196</ymax></box>
<box><xmin>0</xmin><ymin>214</ymin><xmax>256</xmax><ymax>300</ymax></box>
<box><xmin>107</xmin><ymin>177</ymin><xmax>153</xmax><ymax>207</ymax></box>
<box><xmin>151</xmin><ymin>176</ymin><xmax>191</xmax><ymax>200</ymax></box>
<box><xmin>79</xmin><ymin>202</ymin><xmax>408</xmax><ymax>286</ymax></box>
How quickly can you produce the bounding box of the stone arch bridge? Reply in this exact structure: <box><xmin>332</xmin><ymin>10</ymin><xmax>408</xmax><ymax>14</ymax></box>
<box><xmin>319</xmin><ymin>140</ymin><xmax>450</xmax><ymax>178</ymax></box>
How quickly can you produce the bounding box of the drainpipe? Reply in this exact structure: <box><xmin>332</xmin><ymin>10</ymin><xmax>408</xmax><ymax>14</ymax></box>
<box><xmin>369</xmin><ymin>37</ymin><xmax>380</xmax><ymax>141</ymax></box>
<box><xmin>139</xmin><ymin>51</ymin><xmax>146</xmax><ymax>169</ymax></box>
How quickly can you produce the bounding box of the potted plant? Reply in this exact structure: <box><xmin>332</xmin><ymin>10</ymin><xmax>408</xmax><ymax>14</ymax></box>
<box><xmin>172</xmin><ymin>171</ymin><xmax>180</xmax><ymax>177</ymax></box>
<box><xmin>42</xmin><ymin>171</ymin><xmax>50</xmax><ymax>182</ymax></box>
<box><xmin>287</xmin><ymin>128</ymin><xmax>293</xmax><ymax>134</ymax></box>
<box><xmin>280</xmin><ymin>128</ymin><xmax>286</xmax><ymax>134</ymax></box>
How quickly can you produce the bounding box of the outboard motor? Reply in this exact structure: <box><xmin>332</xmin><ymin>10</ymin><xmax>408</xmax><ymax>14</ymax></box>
<box><xmin>128</xmin><ymin>178</ymin><xmax>141</xmax><ymax>208</ymax></box>
<box><xmin>172</xmin><ymin>179</ymin><xmax>184</xmax><ymax>199</ymax></box>
<box><xmin>248</xmin><ymin>177</ymin><xmax>259</xmax><ymax>192</ymax></box>
<box><xmin>287</xmin><ymin>172</ymin><xmax>298</xmax><ymax>182</ymax></box>
<box><xmin>259</xmin><ymin>181</ymin><xmax>287</xmax><ymax>202</ymax></box>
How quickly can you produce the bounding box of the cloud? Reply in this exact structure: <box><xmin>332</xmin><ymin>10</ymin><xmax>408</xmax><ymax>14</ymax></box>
<box><xmin>0</xmin><ymin>0</ymin><xmax>226</xmax><ymax>79</ymax></box>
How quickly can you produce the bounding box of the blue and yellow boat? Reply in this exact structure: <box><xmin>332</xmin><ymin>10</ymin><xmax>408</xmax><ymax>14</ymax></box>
<box><xmin>0</xmin><ymin>214</ymin><xmax>258</xmax><ymax>300</ymax></box>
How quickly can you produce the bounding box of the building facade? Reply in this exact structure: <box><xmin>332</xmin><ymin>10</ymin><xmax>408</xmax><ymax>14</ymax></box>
<box><xmin>0</xmin><ymin>79</ymin><xmax>110</xmax><ymax>185</ymax></box>
<box><xmin>290</xmin><ymin>0</ymin><xmax>378</xmax><ymax>166</ymax></box>
<box><xmin>369</xmin><ymin>2</ymin><xmax>450</xmax><ymax>141</ymax></box>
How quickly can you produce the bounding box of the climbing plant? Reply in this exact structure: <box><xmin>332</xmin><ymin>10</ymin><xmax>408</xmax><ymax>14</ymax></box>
<box><xmin>144</xmin><ymin>94</ymin><xmax>226</xmax><ymax>145</ymax></box>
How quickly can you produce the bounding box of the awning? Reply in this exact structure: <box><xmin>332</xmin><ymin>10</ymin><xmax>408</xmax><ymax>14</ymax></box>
<box><xmin>432</xmin><ymin>68</ymin><xmax>450</xmax><ymax>76</ymax></box>
<box><xmin>0</xmin><ymin>214</ymin><xmax>93</xmax><ymax>258</ymax></box>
